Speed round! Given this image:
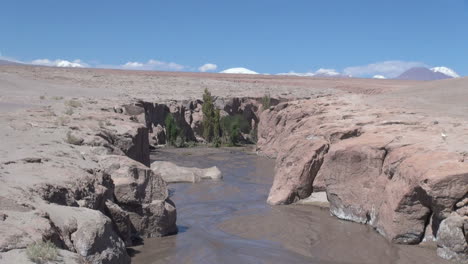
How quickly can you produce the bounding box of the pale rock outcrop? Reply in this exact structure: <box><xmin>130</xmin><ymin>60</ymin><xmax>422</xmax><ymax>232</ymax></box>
<box><xmin>151</xmin><ymin>161</ymin><xmax>222</xmax><ymax>183</ymax></box>
<box><xmin>42</xmin><ymin>204</ymin><xmax>130</xmax><ymax>264</ymax></box>
<box><xmin>257</xmin><ymin>97</ymin><xmax>468</xmax><ymax>262</ymax></box>
<box><xmin>95</xmin><ymin>125</ymin><xmax>150</xmax><ymax>167</ymax></box>
<box><xmin>0</xmin><ymin>99</ymin><xmax>178</xmax><ymax>263</ymax></box>
<box><xmin>0</xmin><ymin>248</ymin><xmax>80</xmax><ymax>264</ymax></box>
<box><xmin>437</xmin><ymin>213</ymin><xmax>468</xmax><ymax>263</ymax></box>
<box><xmin>0</xmin><ymin>205</ymin><xmax>62</xmax><ymax>253</ymax></box>
<box><xmin>100</xmin><ymin>155</ymin><xmax>177</xmax><ymax>237</ymax></box>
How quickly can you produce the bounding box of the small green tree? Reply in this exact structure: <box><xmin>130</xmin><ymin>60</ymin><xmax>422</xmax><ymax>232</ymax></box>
<box><xmin>202</xmin><ymin>88</ymin><xmax>215</xmax><ymax>142</ymax></box>
<box><xmin>165</xmin><ymin>113</ymin><xmax>180</xmax><ymax>146</ymax></box>
<box><xmin>262</xmin><ymin>94</ymin><xmax>271</xmax><ymax>111</ymax></box>
<box><xmin>213</xmin><ymin>109</ymin><xmax>221</xmax><ymax>147</ymax></box>
<box><xmin>221</xmin><ymin>115</ymin><xmax>249</xmax><ymax>146</ymax></box>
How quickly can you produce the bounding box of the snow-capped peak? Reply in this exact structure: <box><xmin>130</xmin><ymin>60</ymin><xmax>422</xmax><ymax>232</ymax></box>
<box><xmin>373</xmin><ymin>75</ymin><xmax>386</xmax><ymax>79</ymax></box>
<box><xmin>430</xmin><ymin>66</ymin><xmax>459</xmax><ymax>78</ymax></box>
<box><xmin>220</xmin><ymin>67</ymin><xmax>258</xmax><ymax>74</ymax></box>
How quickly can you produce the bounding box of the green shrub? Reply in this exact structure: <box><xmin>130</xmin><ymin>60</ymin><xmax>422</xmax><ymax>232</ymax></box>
<box><xmin>165</xmin><ymin>113</ymin><xmax>180</xmax><ymax>146</ymax></box>
<box><xmin>213</xmin><ymin>109</ymin><xmax>221</xmax><ymax>147</ymax></box>
<box><xmin>221</xmin><ymin>115</ymin><xmax>250</xmax><ymax>146</ymax></box>
<box><xmin>65</xmin><ymin>107</ymin><xmax>74</xmax><ymax>115</ymax></box>
<box><xmin>65</xmin><ymin>100</ymin><xmax>82</xmax><ymax>108</ymax></box>
<box><xmin>262</xmin><ymin>94</ymin><xmax>271</xmax><ymax>111</ymax></box>
<box><xmin>65</xmin><ymin>131</ymin><xmax>84</xmax><ymax>145</ymax></box>
<box><xmin>202</xmin><ymin>88</ymin><xmax>215</xmax><ymax>142</ymax></box>
<box><xmin>26</xmin><ymin>240</ymin><xmax>58</xmax><ymax>264</ymax></box>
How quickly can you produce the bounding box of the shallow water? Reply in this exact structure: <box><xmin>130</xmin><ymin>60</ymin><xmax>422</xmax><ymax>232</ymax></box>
<box><xmin>131</xmin><ymin>148</ymin><xmax>448</xmax><ymax>264</ymax></box>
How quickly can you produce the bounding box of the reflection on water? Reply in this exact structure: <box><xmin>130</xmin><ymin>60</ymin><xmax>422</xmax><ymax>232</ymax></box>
<box><xmin>131</xmin><ymin>148</ymin><xmax>448</xmax><ymax>264</ymax></box>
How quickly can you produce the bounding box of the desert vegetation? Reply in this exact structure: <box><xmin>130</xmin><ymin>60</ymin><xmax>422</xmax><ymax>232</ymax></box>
<box><xmin>200</xmin><ymin>89</ymin><xmax>254</xmax><ymax>147</ymax></box>
<box><xmin>164</xmin><ymin>113</ymin><xmax>189</xmax><ymax>147</ymax></box>
<box><xmin>26</xmin><ymin>240</ymin><xmax>58</xmax><ymax>264</ymax></box>
<box><xmin>262</xmin><ymin>94</ymin><xmax>271</xmax><ymax>110</ymax></box>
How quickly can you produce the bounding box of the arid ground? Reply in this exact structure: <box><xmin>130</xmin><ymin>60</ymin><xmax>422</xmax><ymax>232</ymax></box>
<box><xmin>0</xmin><ymin>65</ymin><xmax>467</xmax><ymax>263</ymax></box>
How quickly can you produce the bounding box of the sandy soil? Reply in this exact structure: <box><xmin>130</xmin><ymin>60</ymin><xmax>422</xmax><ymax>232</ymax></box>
<box><xmin>2</xmin><ymin>64</ymin><xmax>467</xmax><ymax>118</ymax></box>
<box><xmin>0</xmin><ymin>65</ymin><xmax>421</xmax><ymax>110</ymax></box>
<box><xmin>1</xmin><ymin>65</ymin><xmax>467</xmax><ymax>263</ymax></box>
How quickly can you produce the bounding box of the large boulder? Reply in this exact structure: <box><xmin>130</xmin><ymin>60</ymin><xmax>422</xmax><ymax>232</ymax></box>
<box><xmin>125</xmin><ymin>199</ymin><xmax>177</xmax><ymax>238</ymax></box>
<box><xmin>100</xmin><ymin>155</ymin><xmax>177</xmax><ymax>238</ymax></box>
<box><xmin>151</xmin><ymin>161</ymin><xmax>222</xmax><ymax>183</ymax></box>
<box><xmin>42</xmin><ymin>204</ymin><xmax>130</xmax><ymax>264</ymax></box>
<box><xmin>437</xmin><ymin>213</ymin><xmax>468</xmax><ymax>263</ymax></box>
<box><xmin>100</xmin><ymin>155</ymin><xmax>168</xmax><ymax>205</ymax></box>
<box><xmin>0</xmin><ymin>206</ymin><xmax>62</xmax><ymax>253</ymax></box>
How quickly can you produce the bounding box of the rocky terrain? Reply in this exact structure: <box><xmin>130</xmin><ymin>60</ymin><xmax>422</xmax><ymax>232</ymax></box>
<box><xmin>257</xmin><ymin>91</ymin><xmax>468</xmax><ymax>262</ymax></box>
<box><xmin>0</xmin><ymin>65</ymin><xmax>467</xmax><ymax>263</ymax></box>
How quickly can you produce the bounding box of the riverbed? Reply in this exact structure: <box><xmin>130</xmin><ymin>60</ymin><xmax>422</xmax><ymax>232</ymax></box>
<box><xmin>131</xmin><ymin>148</ymin><xmax>449</xmax><ymax>264</ymax></box>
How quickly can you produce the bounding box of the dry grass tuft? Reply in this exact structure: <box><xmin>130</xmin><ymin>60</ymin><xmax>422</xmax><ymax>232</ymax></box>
<box><xmin>26</xmin><ymin>240</ymin><xmax>58</xmax><ymax>264</ymax></box>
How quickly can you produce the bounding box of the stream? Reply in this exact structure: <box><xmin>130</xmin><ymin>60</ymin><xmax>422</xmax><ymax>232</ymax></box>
<box><xmin>131</xmin><ymin>148</ymin><xmax>448</xmax><ymax>264</ymax></box>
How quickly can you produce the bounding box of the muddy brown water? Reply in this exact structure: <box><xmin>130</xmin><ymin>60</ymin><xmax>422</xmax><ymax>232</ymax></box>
<box><xmin>131</xmin><ymin>148</ymin><xmax>449</xmax><ymax>264</ymax></box>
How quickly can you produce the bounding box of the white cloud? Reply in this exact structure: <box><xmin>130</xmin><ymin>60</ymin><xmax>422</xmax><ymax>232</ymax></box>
<box><xmin>31</xmin><ymin>59</ymin><xmax>88</xmax><ymax>68</ymax></box>
<box><xmin>277</xmin><ymin>68</ymin><xmax>341</xmax><ymax>77</ymax></box>
<box><xmin>343</xmin><ymin>60</ymin><xmax>426</xmax><ymax>78</ymax></box>
<box><xmin>277</xmin><ymin>71</ymin><xmax>315</xmax><ymax>77</ymax></box>
<box><xmin>315</xmin><ymin>68</ymin><xmax>340</xmax><ymax>76</ymax></box>
<box><xmin>373</xmin><ymin>75</ymin><xmax>386</xmax><ymax>79</ymax></box>
<box><xmin>198</xmin><ymin>63</ymin><xmax>218</xmax><ymax>72</ymax></box>
<box><xmin>121</xmin><ymin>59</ymin><xmax>185</xmax><ymax>71</ymax></box>
<box><xmin>123</xmin><ymin>62</ymin><xmax>144</xmax><ymax>68</ymax></box>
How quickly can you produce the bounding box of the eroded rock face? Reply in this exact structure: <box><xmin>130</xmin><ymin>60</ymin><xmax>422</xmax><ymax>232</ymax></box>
<box><xmin>257</xmin><ymin>97</ymin><xmax>468</xmax><ymax>262</ymax></box>
<box><xmin>94</xmin><ymin>123</ymin><xmax>150</xmax><ymax>167</ymax></box>
<box><xmin>319</xmin><ymin>134</ymin><xmax>391</xmax><ymax>224</ymax></box>
<box><xmin>0</xmin><ymin>98</ymin><xmax>178</xmax><ymax>263</ymax></box>
<box><xmin>135</xmin><ymin>97</ymin><xmax>265</xmax><ymax>145</ymax></box>
<box><xmin>100</xmin><ymin>155</ymin><xmax>177</xmax><ymax>238</ymax></box>
<box><xmin>437</xmin><ymin>213</ymin><xmax>468</xmax><ymax>263</ymax></box>
<box><xmin>267</xmin><ymin>134</ymin><xmax>328</xmax><ymax>205</ymax></box>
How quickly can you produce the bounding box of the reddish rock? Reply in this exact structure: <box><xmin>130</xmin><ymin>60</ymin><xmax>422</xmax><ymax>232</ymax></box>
<box><xmin>267</xmin><ymin>134</ymin><xmax>328</xmax><ymax>205</ymax></box>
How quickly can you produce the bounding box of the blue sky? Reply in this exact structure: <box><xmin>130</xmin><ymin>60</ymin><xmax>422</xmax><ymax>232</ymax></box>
<box><xmin>1</xmin><ymin>0</ymin><xmax>467</xmax><ymax>77</ymax></box>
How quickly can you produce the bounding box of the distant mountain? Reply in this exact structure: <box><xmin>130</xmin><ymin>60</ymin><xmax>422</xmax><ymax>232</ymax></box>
<box><xmin>373</xmin><ymin>75</ymin><xmax>386</xmax><ymax>79</ymax></box>
<box><xmin>0</xmin><ymin>59</ymin><xmax>22</xmax><ymax>66</ymax></box>
<box><xmin>220</xmin><ymin>67</ymin><xmax>259</xmax><ymax>74</ymax></box>
<box><xmin>396</xmin><ymin>67</ymin><xmax>452</xmax><ymax>81</ymax></box>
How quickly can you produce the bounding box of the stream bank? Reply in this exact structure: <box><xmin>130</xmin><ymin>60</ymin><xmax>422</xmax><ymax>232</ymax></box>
<box><xmin>131</xmin><ymin>148</ymin><xmax>448</xmax><ymax>264</ymax></box>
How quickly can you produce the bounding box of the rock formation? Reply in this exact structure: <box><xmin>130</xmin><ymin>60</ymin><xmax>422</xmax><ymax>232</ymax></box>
<box><xmin>119</xmin><ymin>97</ymin><xmax>268</xmax><ymax>147</ymax></box>
<box><xmin>257</xmin><ymin>97</ymin><xmax>468</xmax><ymax>262</ymax></box>
<box><xmin>0</xmin><ymin>99</ymin><xmax>177</xmax><ymax>263</ymax></box>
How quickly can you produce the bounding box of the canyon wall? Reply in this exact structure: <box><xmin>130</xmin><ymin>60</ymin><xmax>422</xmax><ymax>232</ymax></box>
<box><xmin>257</xmin><ymin>97</ymin><xmax>468</xmax><ymax>263</ymax></box>
<box><xmin>0</xmin><ymin>101</ymin><xmax>177</xmax><ymax>263</ymax></box>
